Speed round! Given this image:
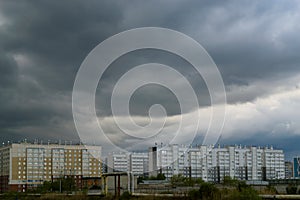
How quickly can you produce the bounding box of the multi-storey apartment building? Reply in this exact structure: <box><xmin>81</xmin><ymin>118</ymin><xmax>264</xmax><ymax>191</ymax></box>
<box><xmin>293</xmin><ymin>157</ymin><xmax>300</xmax><ymax>178</ymax></box>
<box><xmin>107</xmin><ymin>152</ymin><xmax>129</xmax><ymax>173</ymax></box>
<box><xmin>157</xmin><ymin>144</ymin><xmax>188</xmax><ymax>178</ymax></box>
<box><xmin>209</xmin><ymin>145</ymin><xmax>262</xmax><ymax>181</ymax></box>
<box><xmin>107</xmin><ymin>152</ymin><xmax>149</xmax><ymax>175</ymax></box>
<box><xmin>0</xmin><ymin>142</ymin><xmax>101</xmax><ymax>192</ymax></box>
<box><xmin>149</xmin><ymin>144</ymin><xmax>285</xmax><ymax>182</ymax></box>
<box><xmin>263</xmin><ymin>147</ymin><xmax>285</xmax><ymax>180</ymax></box>
<box><xmin>129</xmin><ymin>153</ymin><xmax>149</xmax><ymax>176</ymax></box>
<box><xmin>285</xmin><ymin>161</ymin><xmax>293</xmax><ymax>179</ymax></box>
<box><xmin>188</xmin><ymin>145</ymin><xmax>213</xmax><ymax>181</ymax></box>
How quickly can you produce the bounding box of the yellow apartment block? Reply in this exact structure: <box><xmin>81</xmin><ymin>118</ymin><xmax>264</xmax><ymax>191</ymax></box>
<box><xmin>0</xmin><ymin>142</ymin><xmax>102</xmax><ymax>192</ymax></box>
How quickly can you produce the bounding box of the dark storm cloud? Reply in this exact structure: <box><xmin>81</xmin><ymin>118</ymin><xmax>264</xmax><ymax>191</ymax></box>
<box><xmin>0</xmin><ymin>0</ymin><xmax>125</xmax><ymax>141</ymax></box>
<box><xmin>0</xmin><ymin>0</ymin><xmax>124</xmax><ymax>91</ymax></box>
<box><xmin>0</xmin><ymin>0</ymin><xmax>300</xmax><ymax>158</ymax></box>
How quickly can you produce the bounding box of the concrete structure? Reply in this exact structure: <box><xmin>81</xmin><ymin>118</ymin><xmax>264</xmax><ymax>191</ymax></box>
<box><xmin>129</xmin><ymin>153</ymin><xmax>148</xmax><ymax>175</ymax></box>
<box><xmin>107</xmin><ymin>152</ymin><xmax>129</xmax><ymax>173</ymax></box>
<box><xmin>107</xmin><ymin>152</ymin><xmax>149</xmax><ymax>176</ymax></box>
<box><xmin>149</xmin><ymin>144</ymin><xmax>285</xmax><ymax>182</ymax></box>
<box><xmin>102</xmin><ymin>172</ymin><xmax>137</xmax><ymax>196</ymax></box>
<box><xmin>0</xmin><ymin>142</ymin><xmax>101</xmax><ymax>192</ymax></box>
<box><xmin>187</xmin><ymin>145</ymin><xmax>213</xmax><ymax>181</ymax></box>
<box><xmin>293</xmin><ymin>157</ymin><xmax>300</xmax><ymax>178</ymax></box>
<box><xmin>157</xmin><ymin>144</ymin><xmax>188</xmax><ymax>178</ymax></box>
<box><xmin>285</xmin><ymin>161</ymin><xmax>293</xmax><ymax>179</ymax></box>
<box><xmin>148</xmin><ymin>147</ymin><xmax>158</xmax><ymax>177</ymax></box>
<box><xmin>263</xmin><ymin>146</ymin><xmax>285</xmax><ymax>180</ymax></box>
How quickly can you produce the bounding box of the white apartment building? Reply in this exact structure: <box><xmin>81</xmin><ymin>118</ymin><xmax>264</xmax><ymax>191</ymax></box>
<box><xmin>149</xmin><ymin>144</ymin><xmax>285</xmax><ymax>182</ymax></box>
<box><xmin>156</xmin><ymin>144</ymin><xmax>188</xmax><ymax>178</ymax></box>
<box><xmin>0</xmin><ymin>142</ymin><xmax>102</xmax><ymax>192</ymax></box>
<box><xmin>263</xmin><ymin>147</ymin><xmax>285</xmax><ymax>179</ymax></box>
<box><xmin>129</xmin><ymin>153</ymin><xmax>149</xmax><ymax>175</ymax></box>
<box><xmin>188</xmin><ymin>145</ymin><xmax>213</xmax><ymax>181</ymax></box>
<box><xmin>107</xmin><ymin>152</ymin><xmax>129</xmax><ymax>173</ymax></box>
<box><xmin>107</xmin><ymin>152</ymin><xmax>149</xmax><ymax>175</ymax></box>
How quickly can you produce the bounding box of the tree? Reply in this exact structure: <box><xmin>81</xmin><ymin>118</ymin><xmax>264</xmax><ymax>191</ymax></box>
<box><xmin>156</xmin><ymin>173</ymin><xmax>166</xmax><ymax>180</ymax></box>
<box><xmin>37</xmin><ymin>181</ymin><xmax>52</xmax><ymax>193</ymax></box>
<box><xmin>170</xmin><ymin>174</ymin><xmax>187</xmax><ymax>186</ymax></box>
<box><xmin>149</xmin><ymin>173</ymin><xmax>166</xmax><ymax>180</ymax></box>
<box><xmin>194</xmin><ymin>178</ymin><xmax>204</xmax><ymax>185</ymax></box>
<box><xmin>62</xmin><ymin>176</ymin><xmax>76</xmax><ymax>192</ymax></box>
<box><xmin>171</xmin><ymin>174</ymin><xmax>200</xmax><ymax>187</ymax></box>
<box><xmin>198</xmin><ymin>182</ymin><xmax>220</xmax><ymax>200</ymax></box>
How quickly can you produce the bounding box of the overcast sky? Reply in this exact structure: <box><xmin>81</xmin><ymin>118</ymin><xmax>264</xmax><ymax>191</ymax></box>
<box><xmin>1</xmin><ymin>0</ymin><xmax>300</xmax><ymax>159</ymax></box>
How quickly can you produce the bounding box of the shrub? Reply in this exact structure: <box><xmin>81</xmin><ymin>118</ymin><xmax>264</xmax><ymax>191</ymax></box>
<box><xmin>223</xmin><ymin>176</ymin><xmax>239</xmax><ymax>187</ymax></box>
<box><xmin>119</xmin><ymin>191</ymin><xmax>131</xmax><ymax>200</ymax></box>
<box><xmin>198</xmin><ymin>182</ymin><xmax>220</xmax><ymax>200</ymax></box>
<box><xmin>286</xmin><ymin>185</ymin><xmax>298</xmax><ymax>194</ymax></box>
<box><xmin>188</xmin><ymin>189</ymin><xmax>200</xmax><ymax>200</ymax></box>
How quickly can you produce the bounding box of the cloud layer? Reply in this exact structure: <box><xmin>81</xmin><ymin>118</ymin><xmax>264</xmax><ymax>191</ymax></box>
<box><xmin>0</xmin><ymin>0</ymin><xmax>300</xmax><ymax>159</ymax></box>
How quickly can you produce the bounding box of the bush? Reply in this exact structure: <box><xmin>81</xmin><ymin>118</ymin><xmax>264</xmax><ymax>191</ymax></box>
<box><xmin>188</xmin><ymin>184</ymin><xmax>220</xmax><ymax>200</ymax></box>
<box><xmin>148</xmin><ymin>173</ymin><xmax>166</xmax><ymax>180</ymax></box>
<box><xmin>263</xmin><ymin>185</ymin><xmax>277</xmax><ymax>195</ymax></box>
<box><xmin>171</xmin><ymin>174</ymin><xmax>189</xmax><ymax>186</ymax></box>
<box><xmin>194</xmin><ymin>178</ymin><xmax>204</xmax><ymax>185</ymax></box>
<box><xmin>119</xmin><ymin>191</ymin><xmax>131</xmax><ymax>200</ymax></box>
<box><xmin>223</xmin><ymin>176</ymin><xmax>239</xmax><ymax>187</ymax></box>
<box><xmin>156</xmin><ymin>173</ymin><xmax>166</xmax><ymax>180</ymax></box>
<box><xmin>224</xmin><ymin>186</ymin><xmax>261</xmax><ymax>200</ymax></box>
<box><xmin>188</xmin><ymin>189</ymin><xmax>200</xmax><ymax>200</ymax></box>
<box><xmin>286</xmin><ymin>185</ymin><xmax>298</xmax><ymax>194</ymax></box>
<box><xmin>198</xmin><ymin>182</ymin><xmax>220</xmax><ymax>200</ymax></box>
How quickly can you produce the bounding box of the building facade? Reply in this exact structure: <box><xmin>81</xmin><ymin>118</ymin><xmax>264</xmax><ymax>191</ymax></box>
<box><xmin>149</xmin><ymin>144</ymin><xmax>285</xmax><ymax>182</ymax></box>
<box><xmin>285</xmin><ymin>161</ymin><xmax>293</xmax><ymax>179</ymax></box>
<box><xmin>129</xmin><ymin>153</ymin><xmax>149</xmax><ymax>176</ymax></box>
<box><xmin>107</xmin><ymin>152</ymin><xmax>149</xmax><ymax>176</ymax></box>
<box><xmin>293</xmin><ymin>157</ymin><xmax>300</xmax><ymax>178</ymax></box>
<box><xmin>156</xmin><ymin>144</ymin><xmax>188</xmax><ymax>178</ymax></box>
<box><xmin>188</xmin><ymin>145</ymin><xmax>213</xmax><ymax>181</ymax></box>
<box><xmin>107</xmin><ymin>152</ymin><xmax>129</xmax><ymax>173</ymax></box>
<box><xmin>0</xmin><ymin>142</ymin><xmax>101</xmax><ymax>192</ymax></box>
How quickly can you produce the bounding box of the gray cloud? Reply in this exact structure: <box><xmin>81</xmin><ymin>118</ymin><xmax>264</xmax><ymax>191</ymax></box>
<box><xmin>0</xmin><ymin>0</ymin><xmax>300</xmax><ymax>159</ymax></box>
